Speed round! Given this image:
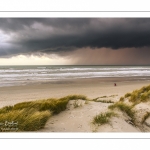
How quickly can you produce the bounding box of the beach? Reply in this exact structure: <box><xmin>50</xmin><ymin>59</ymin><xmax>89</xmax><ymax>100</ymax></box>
<box><xmin>0</xmin><ymin>77</ymin><xmax>149</xmax><ymax>108</ymax></box>
<box><xmin>0</xmin><ymin>69</ymin><xmax>150</xmax><ymax>132</ymax></box>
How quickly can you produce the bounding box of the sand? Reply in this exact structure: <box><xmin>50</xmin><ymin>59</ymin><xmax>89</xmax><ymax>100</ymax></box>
<box><xmin>39</xmin><ymin>100</ymin><xmax>140</xmax><ymax>132</ymax></box>
<box><xmin>0</xmin><ymin>77</ymin><xmax>149</xmax><ymax>107</ymax></box>
<box><xmin>0</xmin><ymin>77</ymin><xmax>150</xmax><ymax>132</ymax></box>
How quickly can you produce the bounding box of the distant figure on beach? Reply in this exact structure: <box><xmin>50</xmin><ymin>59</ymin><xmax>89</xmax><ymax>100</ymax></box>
<box><xmin>114</xmin><ymin>83</ymin><xmax>116</xmax><ymax>86</ymax></box>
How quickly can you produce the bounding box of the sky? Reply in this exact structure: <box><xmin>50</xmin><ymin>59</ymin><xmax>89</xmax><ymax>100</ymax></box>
<box><xmin>0</xmin><ymin>18</ymin><xmax>150</xmax><ymax>65</ymax></box>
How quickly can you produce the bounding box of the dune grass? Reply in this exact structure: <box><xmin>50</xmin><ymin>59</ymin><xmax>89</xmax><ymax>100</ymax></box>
<box><xmin>93</xmin><ymin>97</ymin><xmax>114</xmax><ymax>103</ymax></box>
<box><xmin>124</xmin><ymin>93</ymin><xmax>131</xmax><ymax>98</ymax></box>
<box><xmin>100</xmin><ymin>96</ymin><xmax>107</xmax><ymax>98</ymax></box>
<box><xmin>119</xmin><ymin>97</ymin><xmax>124</xmax><ymax>102</ymax></box>
<box><xmin>141</xmin><ymin>112</ymin><xmax>150</xmax><ymax>124</ymax></box>
<box><xmin>95</xmin><ymin>100</ymin><xmax>114</xmax><ymax>103</ymax></box>
<box><xmin>118</xmin><ymin>85</ymin><xmax>150</xmax><ymax>104</ymax></box>
<box><xmin>109</xmin><ymin>94</ymin><xmax>118</xmax><ymax>97</ymax></box>
<box><xmin>0</xmin><ymin>108</ymin><xmax>51</xmax><ymax>131</ymax></box>
<box><xmin>124</xmin><ymin>85</ymin><xmax>150</xmax><ymax>103</ymax></box>
<box><xmin>0</xmin><ymin>94</ymin><xmax>87</xmax><ymax>132</ymax></box>
<box><xmin>108</xmin><ymin>102</ymin><xmax>135</xmax><ymax>120</ymax></box>
<box><xmin>92</xmin><ymin>111</ymin><xmax>116</xmax><ymax>126</ymax></box>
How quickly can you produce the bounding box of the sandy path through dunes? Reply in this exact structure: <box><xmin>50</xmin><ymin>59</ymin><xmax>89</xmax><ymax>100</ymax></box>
<box><xmin>39</xmin><ymin>100</ymin><xmax>140</xmax><ymax>132</ymax></box>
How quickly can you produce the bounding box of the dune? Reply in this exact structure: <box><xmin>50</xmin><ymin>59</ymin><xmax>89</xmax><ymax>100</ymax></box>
<box><xmin>39</xmin><ymin>100</ymin><xmax>140</xmax><ymax>132</ymax></box>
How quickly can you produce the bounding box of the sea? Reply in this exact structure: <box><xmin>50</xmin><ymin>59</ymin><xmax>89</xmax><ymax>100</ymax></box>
<box><xmin>0</xmin><ymin>65</ymin><xmax>150</xmax><ymax>87</ymax></box>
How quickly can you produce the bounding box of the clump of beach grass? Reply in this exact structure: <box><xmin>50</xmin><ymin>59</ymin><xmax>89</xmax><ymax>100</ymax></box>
<box><xmin>13</xmin><ymin>98</ymin><xmax>68</xmax><ymax>114</ymax></box>
<box><xmin>109</xmin><ymin>94</ymin><xmax>118</xmax><ymax>97</ymax></box>
<box><xmin>13</xmin><ymin>94</ymin><xmax>87</xmax><ymax>114</ymax></box>
<box><xmin>124</xmin><ymin>93</ymin><xmax>131</xmax><ymax>98</ymax></box>
<box><xmin>100</xmin><ymin>96</ymin><xmax>107</xmax><ymax>98</ymax></box>
<box><xmin>92</xmin><ymin>111</ymin><xmax>116</xmax><ymax>126</ymax></box>
<box><xmin>95</xmin><ymin>100</ymin><xmax>114</xmax><ymax>103</ymax></box>
<box><xmin>0</xmin><ymin>106</ymin><xmax>14</xmax><ymax>114</ymax></box>
<box><xmin>116</xmin><ymin>85</ymin><xmax>150</xmax><ymax>108</ymax></box>
<box><xmin>0</xmin><ymin>94</ymin><xmax>87</xmax><ymax>132</ymax></box>
<box><xmin>92</xmin><ymin>97</ymin><xmax>99</xmax><ymax>101</ymax></box>
<box><xmin>141</xmin><ymin>112</ymin><xmax>150</xmax><ymax>124</ymax></box>
<box><xmin>119</xmin><ymin>97</ymin><xmax>124</xmax><ymax>102</ymax></box>
<box><xmin>59</xmin><ymin>95</ymin><xmax>88</xmax><ymax>101</ymax></box>
<box><xmin>0</xmin><ymin>108</ymin><xmax>51</xmax><ymax>131</ymax></box>
<box><xmin>123</xmin><ymin>85</ymin><xmax>150</xmax><ymax>103</ymax></box>
<box><xmin>93</xmin><ymin>97</ymin><xmax>114</xmax><ymax>103</ymax></box>
<box><xmin>108</xmin><ymin>102</ymin><xmax>135</xmax><ymax>121</ymax></box>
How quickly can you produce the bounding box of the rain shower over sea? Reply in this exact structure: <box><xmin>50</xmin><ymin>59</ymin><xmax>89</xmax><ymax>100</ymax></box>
<box><xmin>0</xmin><ymin>65</ymin><xmax>150</xmax><ymax>87</ymax></box>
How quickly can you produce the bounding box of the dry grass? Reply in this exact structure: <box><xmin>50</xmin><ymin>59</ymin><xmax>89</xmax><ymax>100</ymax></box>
<box><xmin>108</xmin><ymin>102</ymin><xmax>135</xmax><ymax>121</ymax></box>
<box><xmin>126</xmin><ymin>85</ymin><xmax>150</xmax><ymax>103</ymax></box>
<box><xmin>124</xmin><ymin>93</ymin><xmax>131</xmax><ymax>98</ymax></box>
<box><xmin>119</xmin><ymin>97</ymin><xmax>124</xmax><ymax>102</ymax></box>
<box><xmin>0</xmin><ymin>95</ymin><xmax>87</xmax><ymax>132</ymax></box>
<box><xmin>92</xmin><ymin>111</ymin><xmax>116</xmax><ymax>126</ymax></box>
<box><xmin>93</xmin><ymin>97</ymin><xmax>114</xmax><ymax>103</ymax></box>
<box><xmin>141</xmin><ymin>112</ymin><xmax>150</xmax><ymax>124</ymax></box>
<box><xmin>0</xmin><ymin>108</ymin><xmax>51</xmax><ymax>131</ymax></box>
<box><xmin>95</xmin><ymin>100</ymin><xmax>114</xmax><ymax>103</ymax></box>
<box><xmin>118</xmin><ymin>85</ymin><xmax>150</xmax><ymax>104</ymax></box>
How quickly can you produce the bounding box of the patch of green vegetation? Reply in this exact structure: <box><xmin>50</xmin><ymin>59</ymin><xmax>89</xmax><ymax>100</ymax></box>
<box><xmin>0</xmin><ymin>95</ymin><xmax>87</xmax><ymax>131</ymax></box>
<box><xmin>93</xmin><ymin>97</ymin><xmax>114</xmax><ymax>103</ymax></box>
<box><xmin>100</xmin><ymin>96</ymin><xmax>107</xmax><ymax>98</ymax></box>
<box><xmin>0</xmin><ymin>108</ymin><xmax>51</xmax><ymax>131</ymax></box>
<box><xmin>13</xmin><ymin>98</ymin><xmax>68</xmax><ymax>114</ymax></box>
<box><xmin>139</xmin><ymin>85</ymin><xmax>150</xmax><ymax>93</ymax></box>
<box><xmin>108</xmin><ymin>102</ymin><xmax>135</xmax><ymax>121</ymax></box>
<box><xmin>109</xmin><ymin>95</ymin><xmax>118</xmax><ymax>97</ymax></box>
<box><xmin>59</xmin><ymin>95</ymin><xmax>88</xmax><ymax>101</ymax></box>
<box><xmin>119</xmin><ymin>97</ymin><xmax>124</xmax><ymax>102</ymax></box>
<box><xmin>129</xmin><ymin>90</ymin><xmax>140</xmax><ymax>102</ymax></box>
<box><xmin>92</xmin><ymin>111</ymin><xmax>116</xmax><ymax>126</ymax></box>
<box><xmin>124</xmin><ymin>93</ymin><xmax>131</xmax><ymax>98</ymax></box>
<box><xmin>140</xmin><ymin>92</ymin><xmax>150</xmax><ymax>102</ymax></box>
<box><xmin>125</xmin><ymin>85</ymin><xmax>150</xmax><ymax>103</ymax></box>
<box><xmin>92</xmin><ymin>97</ymin><xmax>100</xmax><ymax>101</ymax></box>
<box><xmin>95</xmin><ymin>100</ymin><xmax>114</xmax><ymax>103</ymax></box>
<box><xmin>0</xmin><ymin>106</ymin><xmax>14</xmax><ymax>114</ymax></box>
<box><xmin>141</xmin><ymin>112</ymin><xmax>150</xmax><ymax>124</ymax></box>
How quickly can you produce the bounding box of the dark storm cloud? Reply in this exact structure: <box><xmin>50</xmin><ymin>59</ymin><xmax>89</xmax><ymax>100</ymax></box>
<box><xmin>0</xmin><ymin>18</ymin><xmax>150</xmax><ymax>57</ymax></box>
<box><xmin>0</xmin><ymin>18</ymin><xmax>91</xmax><ymax>33</ymax></box>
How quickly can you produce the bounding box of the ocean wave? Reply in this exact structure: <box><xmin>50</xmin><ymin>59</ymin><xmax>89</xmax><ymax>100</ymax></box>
<box><xmin>0</xmin><ymin>66</ymin><xmax>150</xmax><ymax>87</ymax></box>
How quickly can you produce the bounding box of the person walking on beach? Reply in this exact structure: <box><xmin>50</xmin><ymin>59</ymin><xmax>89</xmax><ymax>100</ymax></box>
<box><xmin>114</xmin><ymin>83</ymin><xmax>117</xmax><ymax>86</ymax></box>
